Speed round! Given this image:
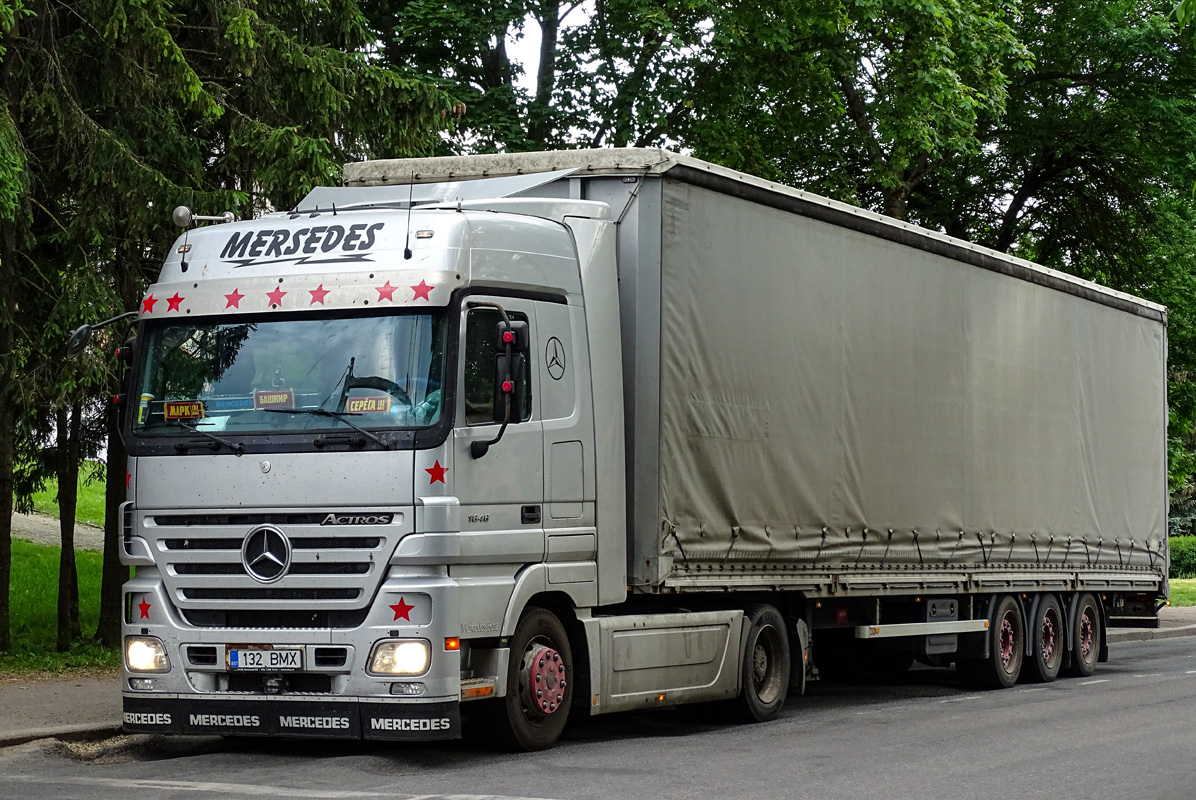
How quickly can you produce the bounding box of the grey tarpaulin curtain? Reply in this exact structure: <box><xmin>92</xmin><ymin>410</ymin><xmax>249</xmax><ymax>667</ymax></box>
<box><xmin>656</xmin><ymin>180</ymin><xmax>1166</xmax><ymax>571</ymax></box>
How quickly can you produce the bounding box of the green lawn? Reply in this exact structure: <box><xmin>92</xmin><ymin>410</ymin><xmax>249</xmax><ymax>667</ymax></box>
<box><xmin>1</xmin><ymin>538</ymin><xmax>119</xmax><ymax>672</ymax></box>
<box><xmin>24</xmin><ymin>464</ymin><xmax>107</xmax><ymax>528</ymax></box>
<box><xmin>1170</xmin><ymin>578</ymin><xmax>1196</xmax><ymax>607</ymax></box>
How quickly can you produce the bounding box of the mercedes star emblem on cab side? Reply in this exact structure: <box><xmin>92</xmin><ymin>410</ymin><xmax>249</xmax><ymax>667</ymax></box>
<box><xmin>241</xmin><ymin>526</ymin><xmax>291</xmax><ymax>583</ymax></box>
<box><xmin>546</xmin><ymin>336</ymin><xmax>567</xmax><ymax>381</ymax></box>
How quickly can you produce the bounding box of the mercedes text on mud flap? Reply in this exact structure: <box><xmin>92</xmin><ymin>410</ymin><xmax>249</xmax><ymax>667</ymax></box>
<box><xmin>80</xmin><ymin>150</ymin><xmax>1167</xmax><ymax>751</ymax></box>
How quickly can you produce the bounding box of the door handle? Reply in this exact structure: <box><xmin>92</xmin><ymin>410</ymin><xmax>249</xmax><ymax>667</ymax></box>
<box><xmin>521</xmin><ymin>505</ymin><xmax>542</xmax><ymax>525</ymax></box>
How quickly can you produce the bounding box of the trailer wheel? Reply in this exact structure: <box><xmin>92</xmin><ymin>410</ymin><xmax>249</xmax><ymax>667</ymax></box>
<box><xmin>1063</xmin><ymin>593</ymin><xmax>1101</xmax><ymax>678</ymax></box>
<box><xmin>480</xmin><ymin>607</ymin><xmax>573</xmax><ymax>751</ymax></box>
<box><xmin>729</xmin><ymin>605</ymin><xmax>790</xmax><ymax>722</ymax></box>
<box><xmin>1023</xmin><ymin>594</ymin><xmax>1063</xmax><ymax>683</ymax></box>
<box><xmin>958</xmin><ymin>594</ymin><xmax>1024</xmax><ymax>690</ymax></box>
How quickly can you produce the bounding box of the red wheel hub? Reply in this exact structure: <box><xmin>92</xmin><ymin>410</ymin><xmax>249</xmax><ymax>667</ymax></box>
<box><xmin>1079</xmin><ymin>610</ymin><xmax>1094</xmax><ymax>658</ymax></box>
<box><xmin>1040</xmin><ymin>614</ymin><xmax>1056</xmax><ymax>662</ymax></box>
<box><xmin>1000</xmin><ymin>613</ymin><xmax>1016</xmax><ymax>668</ymax></box>
<box><xmin>522</xmin><ymin>644</ymin><xmax>567</xmax><ymax>716</ymax></box>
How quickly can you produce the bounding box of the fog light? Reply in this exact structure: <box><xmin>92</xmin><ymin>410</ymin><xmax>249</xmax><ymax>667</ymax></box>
<box><xmin>128</xmin><ymin>678</ymin><xmax>156</xmax><ymax>691</ymax></box>
<box><xmin>125</xmin><ymin>636</ymin><xmax>170</xmax><ymax>673</ymax></box>
<box><xmin>369</xmin><ymin>640</ymin><xmax>429</xmax><ymax>675</ymax></box>
<box><xmin>390</xmin><ymin>682</ymin><xmax>427</xmax><ymax>696</ymax></box>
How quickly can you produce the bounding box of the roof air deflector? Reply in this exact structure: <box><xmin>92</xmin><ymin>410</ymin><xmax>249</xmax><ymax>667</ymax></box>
<box><xmin>298</xmin><ymin>169</ymin><xmax>578</xmax><ymax>213</ymax></box>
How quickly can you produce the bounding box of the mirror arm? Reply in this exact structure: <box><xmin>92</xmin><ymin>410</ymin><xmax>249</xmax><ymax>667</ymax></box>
<box><xmin>468</xmin><ymin>301</ymin><xmax>515</xmax><ymax>459</ymax></box>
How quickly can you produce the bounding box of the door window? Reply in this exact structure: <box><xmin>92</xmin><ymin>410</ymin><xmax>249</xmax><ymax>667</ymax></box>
<box><xmin>464</xmin><ymin>309</ymin><xmax>532</xmax><ymax>425</ymax></box>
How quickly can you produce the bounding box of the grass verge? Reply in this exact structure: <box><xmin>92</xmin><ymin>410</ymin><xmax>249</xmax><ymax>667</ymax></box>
<box><xmin>1</xmin><ymin>538</ymin><xmax>119</xmax><ymax>673</ymax></box>
<box><xmin>1170</xmin><ymin>578</ymin><xmax>1196</xmax><ymax>607</ymax></box>
<box><xmin>22</xmin><ymin>463</ymin><xmax>107</xmax><ymax>528</ymax></box>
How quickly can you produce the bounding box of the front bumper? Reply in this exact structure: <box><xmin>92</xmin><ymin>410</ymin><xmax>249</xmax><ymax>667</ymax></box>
<box><xmin>123</xmin><ymin>695</ymin><xmax>460</xmax><ymax>740</ymax></box>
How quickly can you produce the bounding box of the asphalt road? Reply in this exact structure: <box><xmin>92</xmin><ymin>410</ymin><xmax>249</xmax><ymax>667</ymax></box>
<box><xmin>2</xmin><ymin>638</ymin><xmax>1195</xmax><ymax>800</ymax></box>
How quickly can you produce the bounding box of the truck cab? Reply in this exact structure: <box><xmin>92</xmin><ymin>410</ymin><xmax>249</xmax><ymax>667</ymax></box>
<box><xmin>119</xmin><ymin>175</ymin><xmax>627</xmax><ymax>748</ymax></box>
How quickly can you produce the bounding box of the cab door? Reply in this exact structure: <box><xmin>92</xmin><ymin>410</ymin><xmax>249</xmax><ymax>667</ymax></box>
<box><xmin>451</xmin><ymin>296</ymin><xmax>545</xmax><ymax>564</ymax></box>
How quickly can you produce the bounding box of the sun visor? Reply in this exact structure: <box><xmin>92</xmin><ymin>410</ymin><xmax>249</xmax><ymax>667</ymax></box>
<box><xmin>299</xmin><ymin>169</ymin><xmax>578</xmax><ymax>212</ymax></box>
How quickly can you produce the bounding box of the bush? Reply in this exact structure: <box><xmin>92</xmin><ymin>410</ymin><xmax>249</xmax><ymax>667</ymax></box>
<box><xmin>1171</xmin><ymin>536</ymin><xmax>1196</xmax><ymax>579</ymax></box>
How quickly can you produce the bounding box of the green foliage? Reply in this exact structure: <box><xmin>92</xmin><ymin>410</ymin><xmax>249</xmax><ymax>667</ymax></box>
<box><xmin>0</xmin><ymin>539</ymin><xmax>117</xmax><ymax>671</ymax></box>
<box><xmin>1170</xmin><ymin>536</ymin><xmax>1196</xmax><ymax>578</ymax></box>
<box><xmin>0</xmin><ymin>0</ymin><xmax>456</xmax><ymax>653</ymax></box>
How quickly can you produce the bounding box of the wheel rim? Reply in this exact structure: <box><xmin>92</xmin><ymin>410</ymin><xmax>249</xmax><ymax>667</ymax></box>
<box><xmin>999</xmin><ymin>611</ymin><xmax>1019</xmax><ymax>672</ymax></box>
<box><xmin>751</xmin><ymin>623</ymin><xmax>785</xmax><ymax>704</ymax></box>
<box><xmin>1078</xmin><ymin>607</ymin><xmax>1095</xmax><ymax>660</ymax></box>
<box><xmin>518</xmin><ymin>640</ymin><xmax>567</xmax><ymax>721</ymax></box>
<box><xmin>1040</xmin><ymin>608</ymin><xmax>1059</xmax><ymax>666</ymax></box>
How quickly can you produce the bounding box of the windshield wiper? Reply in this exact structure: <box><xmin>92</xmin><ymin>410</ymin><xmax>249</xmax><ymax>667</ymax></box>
<box><xmin>264</xmin><ymin>408</ymin><xmax>393</xmax><ymax>450</ymax></box>
<box><xmin>166</xmin><ymin>421</ymin><xmax>245</xmax><ymax>455</ymax></box>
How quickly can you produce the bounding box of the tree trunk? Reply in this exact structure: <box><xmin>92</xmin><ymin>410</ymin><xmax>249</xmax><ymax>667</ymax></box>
<box><xmin>55</xmin><ymin>403</ymin><xmax>82</xmax><ymax>651</ymax></box>
<box><xmin>96</xmin><ymin>391</ymin><xmax>127</xmax><ymax>647</ymax></box>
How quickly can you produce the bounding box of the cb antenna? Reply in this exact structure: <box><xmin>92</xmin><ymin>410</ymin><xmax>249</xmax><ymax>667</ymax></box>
<box><xmin>403</xmin><ymin>171</ymin><xmax>415</xmax><ymax>260</ymax></box>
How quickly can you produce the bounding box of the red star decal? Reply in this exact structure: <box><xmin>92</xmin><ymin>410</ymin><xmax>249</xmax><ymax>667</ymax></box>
<box><xmin>142</xmin><ymin>294</ymin><xmax>157</xmax><ymax>314</ymax></box>
<box><xmin>138</xmin><ymin>598</ymin><xmax>151</xmax><ymax>619</ymax></box>
<box><xmin>376</xmin><ymin>281</ymin><xmax>398</xmax><ymax>302</ymax></box>
<box><xmin>390</xmin><ymin>597</ymin><xmax>415</xmax><ymax>621</ymax></box>
<box><xmin>309</xmin><ymin>284</ymin><xmax>330</xmax><ymax>305</ymax></box>
<box><xmin>425</xmin><ymin>460</ymin><xmax>448</xmax><ymax>484</ymax></box>
<box><xmin>125</xmin><ymin>472</ymin><xmax>131</xmax><ymax>489</ymax></box>
<box><xmin>166</xmin><ymin>292</ymin><xmax>185</xmax><ymax>312</ymax></box>
<box><xmin>411</xmin><ymin>280</ymin><xmax>434</xmax><ymax>302</ymax></box>
<box><xmin>224</xmin><ymin>288</ymin><xmax>245</xmax><ymax>309</ymax></box>
<box><xmin>266</xmin><ymin>286</ymin><xmax>287</xmax><ymax>307</ymax></box>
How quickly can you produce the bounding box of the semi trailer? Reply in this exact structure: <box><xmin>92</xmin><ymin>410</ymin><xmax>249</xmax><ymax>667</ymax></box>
<box><xmin>96</xmin><ymin>149</ymin><xmax>1167</xmax><ymax>750</ymax></box>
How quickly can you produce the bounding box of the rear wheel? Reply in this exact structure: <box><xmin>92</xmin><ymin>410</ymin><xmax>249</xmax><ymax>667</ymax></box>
<box><xmin>728</xmin><ymin>604</ymin><xmax>790</xmax><ymax>722</ymax></box>
<box><xmin>1063</xmin><ymin>593</ymin><xmax>1101</xmax><ymax>678</ymax></box>
<box><xmin>478</xmin><ymin>607</ymin><xmax>573</xmax><ymax>751</ymax></box>
<box><xmin>1023</xmin><ymin>594</ymin><xmax>1064</xmax><ymax>683</ymax></box>
<box><xmin>958</xmin><ymin>594</ymin><xmax>1024</xmax><ymax>689</ymax></box>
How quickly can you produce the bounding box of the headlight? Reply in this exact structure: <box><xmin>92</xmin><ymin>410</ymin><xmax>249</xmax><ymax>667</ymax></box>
<box><xmin>369</xmin><ymin>640</ymin><xmax>430</xmax><ymax>675</ymax></box>
<box><xmin>125</xmin><ymin>636</ymin><xmax>170</xmax><ymax>672</ymax></box>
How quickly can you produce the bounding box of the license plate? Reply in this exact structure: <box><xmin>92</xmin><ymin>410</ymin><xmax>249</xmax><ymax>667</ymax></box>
<box><xmin>227</xmin><ymin>646</ymin><xmax>303</xmax><ymax>671</ymax></box>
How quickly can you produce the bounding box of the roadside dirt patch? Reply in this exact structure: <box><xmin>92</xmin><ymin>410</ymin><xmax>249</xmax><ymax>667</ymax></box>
<box><xmin>11</xmin><ymin>512</ymin><xmax>104</xmax><ymax>552</ymax></box>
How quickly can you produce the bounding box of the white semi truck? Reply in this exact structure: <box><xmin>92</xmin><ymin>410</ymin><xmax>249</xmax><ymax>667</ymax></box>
<box><xmin>96</xmin><ymin>149</ymin><xmax>1167</xmax><ymax>750</ymax></box>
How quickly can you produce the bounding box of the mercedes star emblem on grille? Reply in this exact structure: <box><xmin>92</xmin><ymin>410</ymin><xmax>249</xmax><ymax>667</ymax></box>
<box><xmin>241</xmin><ymin>526</ymin><xmax>292</xmax><ymax>583</ymax></box>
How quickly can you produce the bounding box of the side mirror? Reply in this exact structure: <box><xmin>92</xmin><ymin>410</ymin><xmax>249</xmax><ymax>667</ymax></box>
<box><xmin>492</xmin><ymin>353</ymin><xmax>526</xmax><ymax>423</ymax></box>
<box><xmin>65</xmin><ymin>325</ymin><xmax>93</xmax><ymax>359</ymax></box>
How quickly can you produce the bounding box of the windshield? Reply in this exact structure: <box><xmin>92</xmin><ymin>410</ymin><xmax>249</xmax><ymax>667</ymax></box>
<box><xmin>133</xmin><ymin>313</ymin><xmax>446</xmax><ymax>437</ymax></box>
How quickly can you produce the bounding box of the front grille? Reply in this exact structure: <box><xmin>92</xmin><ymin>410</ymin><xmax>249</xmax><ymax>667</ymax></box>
<box><xmin>182</xmin><ymin>588</ymin><xmax>361</xmax><ymax>601</ymax></box>
<box><xmin>147</xmin><ymin>507</ymin><xmax>402</xmax><ymax>615</ymax></box>
<box><xmin>180</xmin><ymin>608</ymin><xmax>372</xmax><ymax>629</ymax></box>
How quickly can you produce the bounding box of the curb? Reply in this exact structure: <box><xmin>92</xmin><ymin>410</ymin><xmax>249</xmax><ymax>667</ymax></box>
<box><xmin>0</xmin><ymin>722</ymin><xmax>122</xmax><ymax>750</ymax></box>
<box><xmin>1108</xmin><ymin>623</ymin><xmax>1196</xmax><ymax>644</ymax></box>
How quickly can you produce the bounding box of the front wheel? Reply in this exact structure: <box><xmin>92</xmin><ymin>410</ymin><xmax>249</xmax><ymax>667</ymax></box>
<box><xmin>478</xmin><ymin>607</ymin><xmax>574</xmax><ymax>751</ymax></box>
<box><xmin>728</xmin><ymin>604</ymin><xmax>790</xmax><ymax>722</ymax></box>
<box><xmin>1063</xmin><ymin>593</ymin><xmax>1101</xmax><ymax>678</ymax></box>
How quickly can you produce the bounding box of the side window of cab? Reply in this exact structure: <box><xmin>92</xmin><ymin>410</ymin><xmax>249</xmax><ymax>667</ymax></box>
<box><xmin>464</xmin><ymin>309</ymin><xmax>532</xmax><ymax>425</ymax></box>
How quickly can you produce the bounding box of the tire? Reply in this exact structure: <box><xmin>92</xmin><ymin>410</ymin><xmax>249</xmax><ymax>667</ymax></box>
<box><xmin>727</xmin><ymin>604</ymin><xmax>791</xmax><ymax>722</ymax></box>
<box><xmin>477</xmin><ymin>607</ymin><xmax>574</xmax><ymax>751</ymax></box>
<box><xmin>1063</xmin><ymin>592</ymin><xmax>1101</xmax><ymax>678</ymax></box>
<box><xmin>957</xmin><ymin>594</ymin><xmax>1024</xmax><ymax>690</ymax></box>
<box><xmin>1023</xmin><ymin>594</ymin><xmax>1064</xmax><ymax>683</ymax></box>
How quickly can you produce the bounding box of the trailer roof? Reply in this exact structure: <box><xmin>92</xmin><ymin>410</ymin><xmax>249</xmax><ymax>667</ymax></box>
<box><xmin>344</xmin><ymin>148</ymin><xmax>1165</xmax><ymax>323</ymax></box>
